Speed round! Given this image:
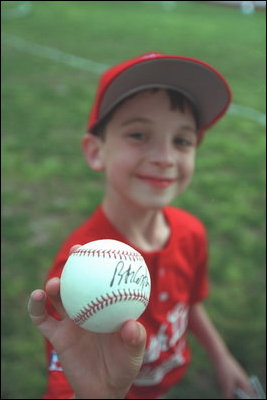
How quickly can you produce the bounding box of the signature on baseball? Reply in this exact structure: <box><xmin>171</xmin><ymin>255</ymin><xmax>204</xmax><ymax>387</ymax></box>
<box><xmin>110</xmin><ymin>261</ymin><xmax>150</xmax><ymax>291</ymax></box>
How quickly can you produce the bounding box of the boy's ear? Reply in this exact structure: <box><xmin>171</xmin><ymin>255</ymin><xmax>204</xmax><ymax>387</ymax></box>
<box><xmin>82</xmin><ymin>133</ymin><xmax>105</xmax><ymax>171</ymax></box>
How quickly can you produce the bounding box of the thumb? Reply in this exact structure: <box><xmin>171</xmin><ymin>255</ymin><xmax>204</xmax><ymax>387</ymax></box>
<box><xmin>120</xmin><ymin>320</ymin><xmax>147</xmax><ymax>356</ymax></box>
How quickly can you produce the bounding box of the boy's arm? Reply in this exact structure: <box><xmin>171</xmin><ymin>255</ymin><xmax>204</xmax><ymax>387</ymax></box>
<box><xmin>188</xmin><ymin>303</ymin><xmax>254</xmax><ymax>399</ymax></box>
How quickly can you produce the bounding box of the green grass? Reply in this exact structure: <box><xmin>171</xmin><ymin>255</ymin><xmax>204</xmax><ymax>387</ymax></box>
<box><xmin>1</xmin><ymin>1</ymin><xmax>266</xmax><ymax>399</ymax></box>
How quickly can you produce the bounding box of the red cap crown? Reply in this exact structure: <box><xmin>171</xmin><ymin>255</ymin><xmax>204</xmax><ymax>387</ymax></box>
<box><xmin>88</xmin><ymin>52</ymin><xmax>231</xmax><ymax>141</ymax></box>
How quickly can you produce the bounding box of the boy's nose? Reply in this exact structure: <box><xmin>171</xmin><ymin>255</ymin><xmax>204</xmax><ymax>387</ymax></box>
<box><xmin>148</xmin><ymin>142</ymin><xmax>175</xmax><ymax>168</ymax></box>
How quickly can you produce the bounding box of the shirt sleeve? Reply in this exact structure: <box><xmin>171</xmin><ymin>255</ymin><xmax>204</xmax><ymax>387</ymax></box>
<box><xmin>190</xmin><ymin>224</ymin><xmax>209</xmax><ymax>304</ymax></box>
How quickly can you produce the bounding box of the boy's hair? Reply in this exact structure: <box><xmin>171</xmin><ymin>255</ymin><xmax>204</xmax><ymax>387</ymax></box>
<box><xmin>87</xmin><ymin>52</ymin><xmax>231</xmax><ymax>143</ymax></box>
<box><xmin>92</xmin><ymin>88</ymin><xmax>199</xmax><ymax>139</ymax></box>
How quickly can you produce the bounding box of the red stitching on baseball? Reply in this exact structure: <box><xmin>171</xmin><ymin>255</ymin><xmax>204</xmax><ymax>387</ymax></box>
<box><xmin>73</xmin><ymin>248</ymin><xmax>143</xmax><ymax>262</ymax></box>
<box><xmin>73</xmin><ymin>289</ymin><xmax>149</xmax><ymax>326</ymax></box>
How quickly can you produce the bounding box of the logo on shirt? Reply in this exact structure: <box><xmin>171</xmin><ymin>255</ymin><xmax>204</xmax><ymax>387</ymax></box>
<box><xmin>48</xmin><ymin>350</ymin><xmax>63</xmax><ymax>371</ymax></box>
<box><xmin>135</xmin><ymin>302</ymin><xmax>189</xmax><ymax>386</ymax></box>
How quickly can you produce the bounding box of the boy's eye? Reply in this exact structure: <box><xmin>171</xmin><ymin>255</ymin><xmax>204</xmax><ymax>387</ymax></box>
<box><xmin>128</xmin><ymin>132</ymin><xmax>145</xmax><ymax>141</ymax></box>
<box><xmin>174</xmin><ymin>137</ymin><xmax>194</xmax><ymax>147</ymax></box>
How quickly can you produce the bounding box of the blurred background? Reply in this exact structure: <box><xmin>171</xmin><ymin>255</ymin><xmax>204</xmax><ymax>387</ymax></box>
<box><xmin>1</xmin><ymin>1</ymin><xmax>266</xmax><ymax>398</ymax></box>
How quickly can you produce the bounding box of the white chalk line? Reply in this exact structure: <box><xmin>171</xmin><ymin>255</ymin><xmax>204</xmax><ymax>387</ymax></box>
<box><xmin>228</xmin><ymin>104</ymin><xmax>266</xmax><ymax>127</ymax></box>
<box><xmin>2</xmin><ymin>32</ymin><xmax>266</xmax><ymax>127</ymax></box>
<box><xmin>2</xmin><ymin>32</ymin><xmax>108</xmax><ymax>74</ymax></box>
<box><xmin>1</xmin><ymin>1</ymin><xmax>32</xmax><ymax>20</ymax></box>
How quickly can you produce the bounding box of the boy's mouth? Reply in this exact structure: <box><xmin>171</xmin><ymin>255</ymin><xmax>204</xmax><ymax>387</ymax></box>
<box><xmin>135</xmin><ymin>174</ymin><xmax>177</xmax><ymax>189</ymax></box>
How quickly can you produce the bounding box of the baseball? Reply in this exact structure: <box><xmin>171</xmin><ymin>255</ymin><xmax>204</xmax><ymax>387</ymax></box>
<box><xmin>60</xmin><ymin>239</ymin><xmax>151</xmax><ymax>333</ymax></box>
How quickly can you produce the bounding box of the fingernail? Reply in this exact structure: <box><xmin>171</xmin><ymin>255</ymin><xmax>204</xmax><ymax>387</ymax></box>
<box><xmin>32</xmin><ymin>290</ymin><xmax>45</xmax><ymax>301</ymax></box>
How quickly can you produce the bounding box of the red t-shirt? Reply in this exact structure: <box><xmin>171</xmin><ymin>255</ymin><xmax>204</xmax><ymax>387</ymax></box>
<box><xmin>43</xmin><ymin>206</ymin><xmax>208</xmax><ymax>399</ymax></box>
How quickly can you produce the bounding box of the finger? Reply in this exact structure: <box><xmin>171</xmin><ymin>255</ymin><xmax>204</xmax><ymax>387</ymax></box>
<box><xmin>28</xmin><ymin>289</ymin><xmax>60</xmax><ymax>339</ymax></box>
<box><xmin>45</xmin><ymin>277</ymin><xmax>69</xmax><ymax>319</ymax></box>
<box><xmin>237</xmin><ymin>382</ymin><xmax>257</xmax><ymax>398</ymax></box>
<box><xmin>28</xmin><ymin>289</ymin><xmax>48</xmax><ymax>325</ymax></box>
<box><xmin>234</xmin><ymin>387</ymin><xmax>252</xmax><ymax>399</ymax></box>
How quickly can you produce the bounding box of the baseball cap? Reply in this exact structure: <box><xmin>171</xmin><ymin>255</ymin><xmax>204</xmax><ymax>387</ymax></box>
<box><xmin>87</xmin><ymin>52</ymin><xmax>232</xmax><ymax>141</ymax></box>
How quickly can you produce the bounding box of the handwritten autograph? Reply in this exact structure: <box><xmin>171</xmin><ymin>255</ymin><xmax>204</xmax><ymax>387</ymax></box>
<box><xmin>110</xmin><ymin>261</ymin><xmax>150</xmax><ymax>291</ymax></box>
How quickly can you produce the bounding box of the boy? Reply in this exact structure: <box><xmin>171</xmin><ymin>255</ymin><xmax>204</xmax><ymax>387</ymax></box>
<box><xmin>28</xmin><ymin>52</ymin><xmax>254</xmax><ymax>399</ymax></box>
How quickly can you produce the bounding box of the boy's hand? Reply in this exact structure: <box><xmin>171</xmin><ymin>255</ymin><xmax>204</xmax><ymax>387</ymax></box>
<box><xmin>214</xmin><ymin>352</ymin><xmax>256</xmax><ymax>399</ymax></box>
<box><xmin>28</xmin><ymin>246</ymin><xmax>146</xmax><ymax>399</ymax></box>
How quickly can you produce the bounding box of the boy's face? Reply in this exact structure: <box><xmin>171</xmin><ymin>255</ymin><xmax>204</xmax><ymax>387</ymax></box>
<box><xmin>93</xmin><ymin>89</ymin><xmax>198</xmax><ymax>210</ymax></box>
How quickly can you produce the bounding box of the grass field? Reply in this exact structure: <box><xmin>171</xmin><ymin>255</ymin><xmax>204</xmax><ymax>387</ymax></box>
<box><xmin>1</xmin><ymin>1</ymin><xmax>266</xmax><ymax>399</ymax></box>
